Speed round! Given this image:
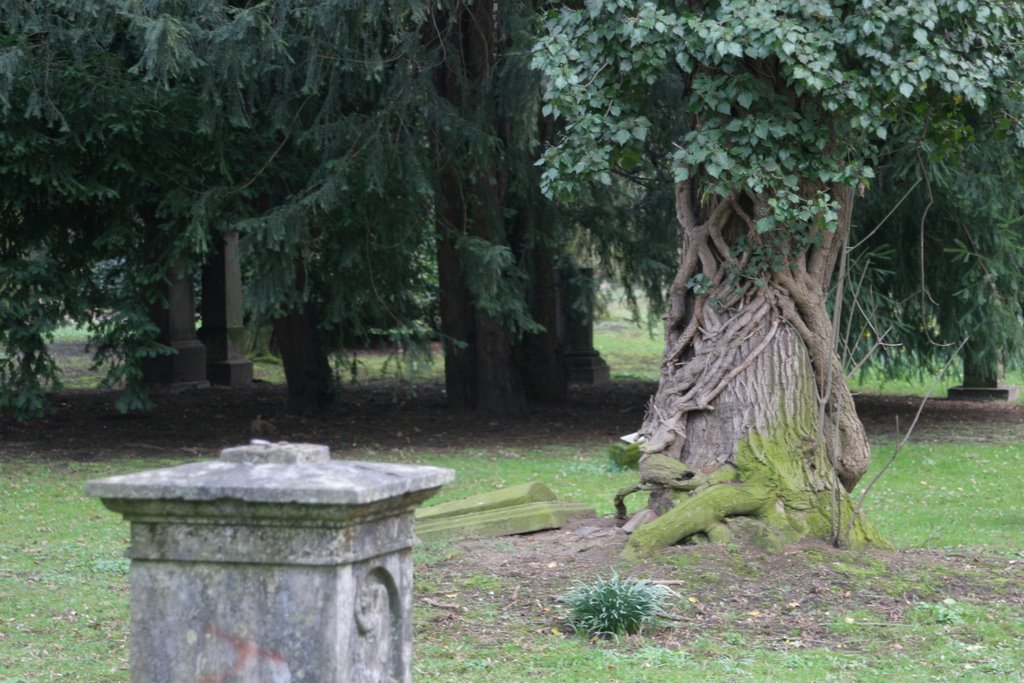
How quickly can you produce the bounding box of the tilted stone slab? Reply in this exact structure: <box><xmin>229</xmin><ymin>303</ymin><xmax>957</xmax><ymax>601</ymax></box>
<box><xmin>416</xmin><ymin>501</ymin><xmax>596</xmax><ymax>541</ymax></box>
<box><xmin>415</xmin><ymin>481</ymin><xmax>556</xmax><ymax>521</ymax></box>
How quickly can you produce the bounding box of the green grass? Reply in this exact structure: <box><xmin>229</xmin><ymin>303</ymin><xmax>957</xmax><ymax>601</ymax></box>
<box><xmin>360</xmin><ymin>445</ymin><xmax>636</xmax><ymax>517</ymax></box>
<box><xmin>415</xmin><ymin>624</ymin><xmax>1024</xmax><ymax>681</ymax></box>
<box><xmin>858</xmin><ymin>443</ymin><xmax>1024</xmax><ymax>552</ymax></box>
<box><xmin>848</xmin><ymin>366</ymin><xmax>1024</xmax><ymax>402</ymax></box>
<box><xmin>3</xmin><ymin>445</ymin><xmax>1023</xmax><ymax>681</ymax></box>
<box><xmin>49</xmin><ymin>323</ymin><xmax>91</xmax><ymax>344</ymax></box>
<box><xmin>0</xmin><ymin>458</ymin><xmax>193</xmax><ymax>681</ymax></box>
<box><xmin>593</xmin><ymin>320</ymin><xmax>663</xmax><ymax>381</ymax></box>
<box><xmin>593</xmin><ymin>292</ymin><xmax>663</xmax><ymax>381</ymax></box>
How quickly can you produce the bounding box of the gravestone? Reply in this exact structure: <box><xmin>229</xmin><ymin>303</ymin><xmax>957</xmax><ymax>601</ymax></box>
<box><xmin>947</xmin><ymin>350</ymin><xmax>1019</xmax><ymax>401</ymax></box>
<box><xmin>558</xmin><ymin>268</ymin><xmax>610</xmax><ymax>385</ymax></box>
<box><xmin>85</xmin><ymin>442</ymin><xmax>453</xmax><ymax>683</ymax></box>
<box><xmin>142</xmin><ymin>262</ymin><xmax>209</xmax><ymax>391</ymax></box>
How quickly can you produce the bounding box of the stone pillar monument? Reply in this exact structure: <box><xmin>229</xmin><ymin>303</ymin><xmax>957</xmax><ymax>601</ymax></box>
<box><xmin>559</xmin><ymin>268</ymin><xmax>610</xmax><ymax>385</ymax></box>
<box><xmin>947</xmin><ymin>347</ymin><xmax>1019</xmax><ymax>401</ymax></box>
<box><xmin>142</xmin><ymin>262</ymin><xmax>209</xmax><ymax>391</ymax></box>
<box><xmin>200</xmin><ymin>232</ymin><xmax>254</xmax><ymax>386</ymax></box>
<box><xmin>85</xmin><ymin>442</ymin><xmax>454</xmax><ymax>683</ymax></box>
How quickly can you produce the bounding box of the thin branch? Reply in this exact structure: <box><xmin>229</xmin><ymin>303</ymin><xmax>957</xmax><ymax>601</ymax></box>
<box><xmin>819</xmin><ymin>222</ymin><xmax>850</xmax><ymax>545</ymax></box>
<box><xmin>848</xmin><ymin>177</ymin><xmax>922</xmax><ymax>252</ymax></box>
<box><xmin>843</xmin><ymin>336</ymin><xmax>969</xmax><ymax>541</ymax></box>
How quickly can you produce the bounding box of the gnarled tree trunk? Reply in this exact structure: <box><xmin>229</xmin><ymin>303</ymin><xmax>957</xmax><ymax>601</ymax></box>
<box><xmin>623</xmin><ymin>182</ymin><xmax>887</xmax><ymax>558</ymax></box>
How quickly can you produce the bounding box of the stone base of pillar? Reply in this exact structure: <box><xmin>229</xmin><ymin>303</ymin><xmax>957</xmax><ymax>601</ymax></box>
<box><xmin>947</xmin><ymin>385</ymin><xmax>1020</xmax><ymax>401</ymax></box>
<box><xmin>207</xmin><ymin>359</ymin><xmax>254</xmax><ymax>387</ymax></box>
<box><xmin>142</xmin><ymin>339</ymin><xmax>210</xmax><ymax>392</ymax></box>
<box><xmin>564</xmin><ymin>351</ymin><xmax>610</xmax><ymax>385</ymax></box>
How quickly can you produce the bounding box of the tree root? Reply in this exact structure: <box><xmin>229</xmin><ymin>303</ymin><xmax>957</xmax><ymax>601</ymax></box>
<box><xmin>622</xmin><ymin>482</ymin><xmax>772</xmax><ymax>560</ymax></box>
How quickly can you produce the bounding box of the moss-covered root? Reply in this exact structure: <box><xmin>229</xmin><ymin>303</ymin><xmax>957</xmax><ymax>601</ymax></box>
<box><xmin>622</xmin><ymin>483</ymin><xmax>771</xmax><ymax>560</ymax></box>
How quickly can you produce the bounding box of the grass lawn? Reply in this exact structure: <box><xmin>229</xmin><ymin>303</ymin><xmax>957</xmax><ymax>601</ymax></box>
<box><xmin>6</xmin><ymin>310</ymin><xmax>1021</xmax><ymax>681</ymax></box>
<box><xmin>2</xmin><ymin>441</ymin><xmax>1022</xmax><ymax>682</ymax></box>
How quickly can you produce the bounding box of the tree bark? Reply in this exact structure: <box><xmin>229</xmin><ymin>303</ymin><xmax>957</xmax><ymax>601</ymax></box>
<box><xmin>432</xmin><ymin>0</ymin><xmax>562</xmax><ymax>416</ymax></box>
<box><xmin>272</xmin><ymin>262</ymin><xmax>333</xmax><ymax>415</ymax></box>
<box><xmin>434</xmin><ymin>160</ymin><xmax>529</xmax><ymax>416</ymax></box>
<box><xmin>514</xmin><ymin>247</ymin><xmax>566</xmax><ymax>403</ymax></box>
<box><xmin>623</xmin><ymin>182</ymin><xmax>886</xmax><ymax>557</ymax></box>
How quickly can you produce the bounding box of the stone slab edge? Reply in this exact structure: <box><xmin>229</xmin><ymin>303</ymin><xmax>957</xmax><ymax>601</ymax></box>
<box><xmin>415</xmin><ymin>501</ymin><xmax>596</xmax><ymax>541</ymax></box>
<box><xmin>415</xmin><ymin>481</ymin><xmax>556</xmax><ymax>521</ymax></box>
<box><xmin>947</xmin><ymin>385</ymin><xmax>1020</xmax><ymax>401</ymax></box>
<box><xmin>84</xmin><ymin>460</ymin><xmax>455</xmax><ymax>506</ymax></box>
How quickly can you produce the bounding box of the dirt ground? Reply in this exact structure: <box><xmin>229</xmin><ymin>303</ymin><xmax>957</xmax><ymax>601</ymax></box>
<box><xmin>2</xmin><ymin>364</ymin><xmax>1024</xmax><ymax>461</ymax></box>
<box><xmin>419</xmin><ymin>515</ymin><xmax>1023</xmax><ymax>654</ymax></box>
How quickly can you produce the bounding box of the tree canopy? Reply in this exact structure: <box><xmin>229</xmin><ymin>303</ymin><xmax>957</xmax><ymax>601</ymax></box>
<box><xmin>536</xmin><ymin>1</ymin><xmax>1023</xmax><ymax>228</ymax></box>
<box><xmin>847</xmin><ymin>117</ymin><xmax>1024</xmax><ymax>383</ymax></box>
<box><xmin>1</xmin><ymin>0</ymin><xmax>675</xmax><ymax>418</ymax></box>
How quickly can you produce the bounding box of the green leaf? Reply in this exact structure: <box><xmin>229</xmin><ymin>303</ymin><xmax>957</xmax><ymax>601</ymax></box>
<box><xmin>611</xmin><ymin>128</ymin><xmax>632</xmax><ymax>145</ymax></box>
<box><xmin>755</xmin><ymin>216</ymin><xmax>776</xmax><ymax>233</ymax></box>
<box><xmin>899</xmin><ymin>81</ymin><xmax>915</xmax><ymax>98</ymax></box>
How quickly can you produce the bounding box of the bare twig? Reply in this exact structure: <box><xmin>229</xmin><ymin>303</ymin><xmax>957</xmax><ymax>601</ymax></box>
<box><xmin>843</xmin><ymin>336</ymin><xmax>969</xmax><ymax>541</ymax></box>
<box><xmin>848</xmin><ymin>178</ymin><xmax>922</xmax><ymax>252</ymax></box>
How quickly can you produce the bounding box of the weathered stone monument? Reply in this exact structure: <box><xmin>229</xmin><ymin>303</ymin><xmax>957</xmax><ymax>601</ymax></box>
<box><xmin>142</xmin><ymin>261</ymin><xmax>210</xmax><ymax>391</ymax></box>
<box><xmin>85</xmin><ymin>442</ymin><xmax>453</xmax><ymax>683</ymax></box>
<box><xmin>947</xmin><ymin>348</ymin><xmax>1019</xmax><ymax>401</ymax></box>
<box><xmin>558</xmin><ymin>268</ymin><xmax>610</xmax><ymax>385</ymax></box>
<box><xmin>199</xmin><ymin>232</ymin><xmax>254</xmax><ymax>387</ymax></box>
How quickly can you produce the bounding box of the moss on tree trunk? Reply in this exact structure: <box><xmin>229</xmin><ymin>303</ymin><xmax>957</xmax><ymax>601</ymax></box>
<box><xmin>621</xmin><ymin>182</ymin><xmax>888</xmax><ymax>558</ymax></box>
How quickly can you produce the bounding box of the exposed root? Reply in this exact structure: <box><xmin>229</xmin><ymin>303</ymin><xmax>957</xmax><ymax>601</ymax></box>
<box><xmin>623</xmin><ymin>481</ymin><xmax>772</xmax><ymax>560</ymax></box>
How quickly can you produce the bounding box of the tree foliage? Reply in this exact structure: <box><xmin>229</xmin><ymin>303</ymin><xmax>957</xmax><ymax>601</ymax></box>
<box><xmin>536</xmin><ymin>1</ymin><xmax>1023</xmax><ymax>239</ymax></box>
<box><xmin>2</xmin><ymin>0</ymin><xmax>666</xmax><ymax>418</ymax></box>
<box><xmin>0</xmin><ymin>1</ymin><xmax>461</xmax><ymax>416</ymax></box>
<box><xmin>846</xmin><ymin>119</ymin><xmax>1024</xmax><ymax>382</ymax></box>
<box><xmin>535</xmin><ymin>0</ymin><xmax>1024</xmax><ymax>552</ymax></box>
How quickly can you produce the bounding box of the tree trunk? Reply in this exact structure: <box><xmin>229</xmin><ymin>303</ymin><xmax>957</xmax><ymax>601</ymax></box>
<box><xmin>514</xmin><ymin>246</ymin><xmax>566</xmax><ymax>403</ymax></box>
<box><xmin>623</xmin><ymin>182</ymin><xmax>887</xmax><ymax>558</ymax></box>
<box><xmin>432</xmin><ymin>0</ymin><xmax>536</xmax><ymax>416</ymax></box>
<box><xmin>272</xmin><ymin>262</ymin><xmax>333</xmax><ymax>415</ymax></box>
<box><xmin>435</xmin><ymin>165</ymin><xmax>529</xmax><ymax>416</ymax></box>
<box><xmin>961</xmin><ymin>342</ymin><xmax>1002</xmax><ymax>388</ymax></box>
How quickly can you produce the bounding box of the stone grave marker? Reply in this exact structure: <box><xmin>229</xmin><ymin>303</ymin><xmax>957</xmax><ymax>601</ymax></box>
<box><xmin>86</xmin><ymin>441</ymin><xmax>453</xmax><ymax>683</ymax></box>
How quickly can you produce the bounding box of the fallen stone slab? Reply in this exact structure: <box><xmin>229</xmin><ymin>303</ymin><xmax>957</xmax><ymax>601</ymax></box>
<box><xmin>415</xmin><ymin>481</ymin><xmax>556</xmax><ymax>522</ymax></box>
<box><xmin>416</xmin><ymin>501</ymin><xmax>596</xmax><ymax>541</ymax></box>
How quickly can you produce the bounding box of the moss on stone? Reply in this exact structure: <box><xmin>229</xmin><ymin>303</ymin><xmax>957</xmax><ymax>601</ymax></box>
<box><xmin>416</xmin><ymin>481</ymin><xmax>556</xmax><ymax>521</ymax></box>
<box><xmin>417</xmin><ymin>501</ymin><xmax>595</xmax><ymax>541</ymax></box>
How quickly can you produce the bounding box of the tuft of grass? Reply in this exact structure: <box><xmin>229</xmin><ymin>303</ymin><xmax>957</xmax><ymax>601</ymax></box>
<box><xmin>562</xmin><ymin>573</ymin><xmax>670</xmax><ymax>637</ymax></box>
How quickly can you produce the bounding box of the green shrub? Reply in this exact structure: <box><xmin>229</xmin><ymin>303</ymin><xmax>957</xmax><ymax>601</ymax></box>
<box><xmin>562</xmin><ymin>573</ymin><xmax>670</xmax><ymax>637</ymax></box>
